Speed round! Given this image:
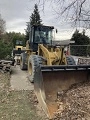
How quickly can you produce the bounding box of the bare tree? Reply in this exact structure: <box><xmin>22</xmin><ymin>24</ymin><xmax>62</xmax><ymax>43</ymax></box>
<box><xmin>35</xmin><ymin>0</ymin><xmax>90</xmax><ymax>29</ymax></box>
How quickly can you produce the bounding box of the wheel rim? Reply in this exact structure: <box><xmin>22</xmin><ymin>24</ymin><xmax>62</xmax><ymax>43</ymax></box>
<box><xmin>28</xmin><ymin>62</ymin><xmax>32</xmax><ymax>75</ymax></box>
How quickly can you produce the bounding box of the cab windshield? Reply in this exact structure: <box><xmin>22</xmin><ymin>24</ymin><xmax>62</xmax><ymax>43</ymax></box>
<box><xmin>16</xmin><ymin>40</ymin><xmax>23</xmax><ymax>46</ymax></box>
<box><xmin>34</xmin><ymin>27</ymin><xmax>53</xmax><ymax>44</ymax></box>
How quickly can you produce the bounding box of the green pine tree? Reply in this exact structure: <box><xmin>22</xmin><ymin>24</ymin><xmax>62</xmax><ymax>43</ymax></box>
<box><xmin>30</xmin><ymin>4</ymin><xmax>42</xmax><ymax>25</ymax></box>
<box><xmin>25</xmin><ymin>4</ymin><xmax>43</xmax><ymax>41</ymax></box>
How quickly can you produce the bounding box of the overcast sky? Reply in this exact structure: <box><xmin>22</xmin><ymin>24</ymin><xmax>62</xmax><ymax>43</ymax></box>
<box><xmin>0</xmin><ymin>0</ymin><xmax>89</xmax><ymax>40</ymax></box>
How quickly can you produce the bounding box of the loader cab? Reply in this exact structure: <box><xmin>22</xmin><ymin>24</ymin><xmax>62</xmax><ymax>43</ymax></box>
<box><xmin>29</xmin><ymin>25</ymin><xmax>54</xmax><ymax>52</ymax></box>
<box><xmin>15</xmin><ymin>40</ymin><xmax>23</xmax><ymax>51</ymax></box>
<box><xmin>16</xmin><ymin>40</ymin><xmax>23</xmax><ymax>46</ymax></box>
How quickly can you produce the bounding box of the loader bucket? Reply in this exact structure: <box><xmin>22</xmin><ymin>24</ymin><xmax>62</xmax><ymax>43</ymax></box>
<box><xmin>34</xmin><ymin>65</ymin><xmax>90</xmax><ymax>119</ymax></box>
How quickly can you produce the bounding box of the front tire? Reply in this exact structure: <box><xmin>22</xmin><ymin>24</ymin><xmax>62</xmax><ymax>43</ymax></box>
<box><xmin>28</xmin><ymin>55</ymin><xmax>42</xmax><ymax>83</ymax></box>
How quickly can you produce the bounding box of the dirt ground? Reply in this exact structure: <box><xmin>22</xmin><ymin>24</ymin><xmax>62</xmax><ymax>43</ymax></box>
<box><xmin>0</xmin><ymin>68</ymin><xmax>47</xmax><ymax>120</ymax></box>
<box><xmin>53</xmin><ymin>82</ymin><xmax>90</xmax><ymax>120</ymax></box>
<box><xmin>0</xmin><ymin>65</ymin><xmax>90</xmax><ymax>120</ymax></box>
<box><xmin>0</xmin><ymin>72</ymin><xmax>42</xmax><ymax>120</ymax></box>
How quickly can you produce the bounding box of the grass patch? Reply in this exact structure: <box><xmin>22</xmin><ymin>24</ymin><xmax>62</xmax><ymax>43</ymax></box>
<box><xmin>0</xmin><ymin>73</ymin><xmax>44</xmax><ymax>120</ymax></box>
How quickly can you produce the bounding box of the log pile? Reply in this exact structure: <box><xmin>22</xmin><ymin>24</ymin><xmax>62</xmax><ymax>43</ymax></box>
<box><xmin>0</xmin><ymin>60</ymin><xmax>12</xmax><ymax>73</ymax></box>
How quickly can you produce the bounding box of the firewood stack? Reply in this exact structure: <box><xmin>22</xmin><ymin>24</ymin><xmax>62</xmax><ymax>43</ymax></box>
<box><xmin>0</xmin><ymin>60</ymin><xmax>12</xmax><ymax>73</ymax></box>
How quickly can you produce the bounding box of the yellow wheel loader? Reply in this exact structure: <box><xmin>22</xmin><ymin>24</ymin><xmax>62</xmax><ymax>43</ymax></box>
<box><xmin>12</xmin><ymin>40</ymin><xmax>25</xmax><ymax>65</ymax></box>
<box><xmin>20</xmin><ymin>25</ymin><xmax>90</xmax><ymax>119</ymax></box>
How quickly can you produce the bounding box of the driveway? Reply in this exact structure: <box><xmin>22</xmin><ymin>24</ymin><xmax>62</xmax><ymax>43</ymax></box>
<box><xmin>10</xmin><ymin>65</ymin><xmax>34</xmax><ymax>90</ymax></box>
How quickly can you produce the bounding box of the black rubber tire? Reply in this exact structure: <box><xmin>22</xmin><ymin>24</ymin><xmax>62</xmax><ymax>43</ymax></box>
<box><xmin>20</xmin><ymin>52</ymin><xmax>27</xmax><ymax>70</ymax></box>
<box><xmin>66</xmin><ymin>56</ymin><xmax>76</xmax><ymax>65</ymax></box>
<box><xmin>28</xmin><ymin>55</ymin><xmax>43</xmax><ymax>83</ymax></box>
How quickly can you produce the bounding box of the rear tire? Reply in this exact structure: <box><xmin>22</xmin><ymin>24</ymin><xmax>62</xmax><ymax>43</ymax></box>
<box><xmin>20</xmin><ymin>53</ymin><xmax>27</xmax><ymax>70</ymax></box>
<box><xmin>28</xmin><ymin>55</ymin><xmax>42</xmax><ymax>83</ymax></box>
<box><xmin>66</xmin><ymin>56</ymin><xmax>76</xmax><ymax>65</ymax></box>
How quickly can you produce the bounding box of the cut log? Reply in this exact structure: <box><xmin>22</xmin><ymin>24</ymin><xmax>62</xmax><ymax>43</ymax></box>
<box><xmin>0</xmin><ymin>60</ymin><xmax>12</xmax><ymax>73</ymax></box>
